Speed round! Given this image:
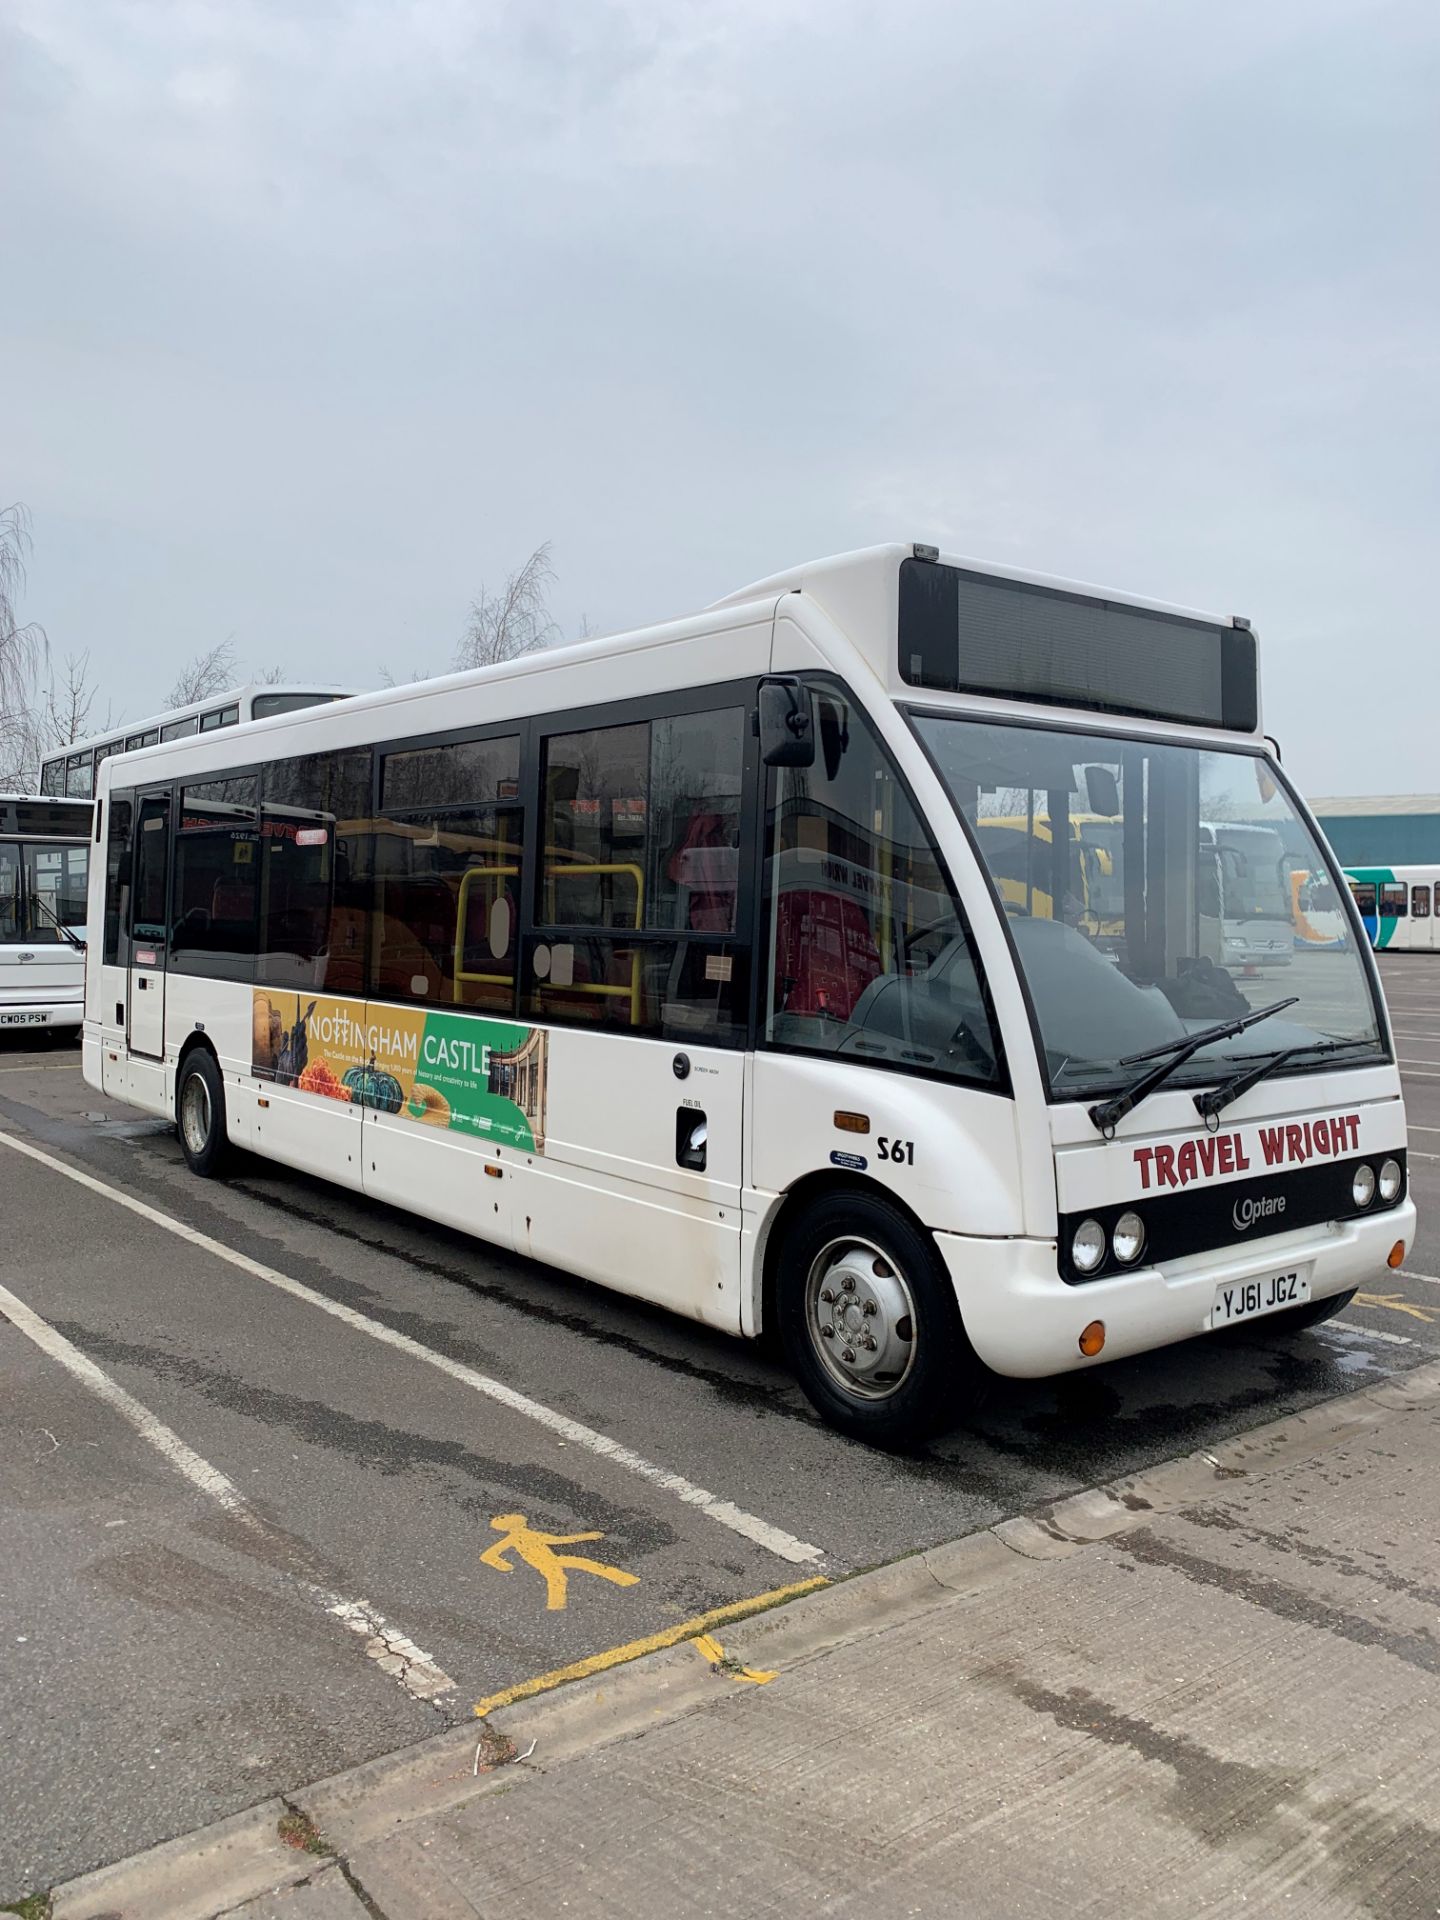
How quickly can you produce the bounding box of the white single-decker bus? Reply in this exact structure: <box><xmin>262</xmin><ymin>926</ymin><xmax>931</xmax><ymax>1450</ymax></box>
<box><xmin>84</xmin><ymin>545</ymin><xmax>1414</xmax><ymax>1444</ymax></box>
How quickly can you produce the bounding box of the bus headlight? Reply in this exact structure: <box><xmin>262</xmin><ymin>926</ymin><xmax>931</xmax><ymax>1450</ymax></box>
<box><xmin>1378</xmin><ymin>1158</ymin><xmax>1403</xmax><ymax>1204</ymax></box>
<box><xmin>1112</xmin><ymin>1211</ymin><xmax>1145</xmax><ymax>1264</ymax></box>
<box><xmin>1072</xmin><ymin>1219</ymin><xmax>1106</xmax><ymax>1275</ymax></box>
<box><xmin>1352</xmin><ymin>1163</ymin><xmax>1377</xmax><ymax>1208</ymax></box>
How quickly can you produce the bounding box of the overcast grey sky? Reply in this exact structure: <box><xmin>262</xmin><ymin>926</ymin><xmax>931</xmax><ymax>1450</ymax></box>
<box><xmin>3</xmin><ymin>0</ymin><xmax>1436</xmax><ymax>795</ymax></box>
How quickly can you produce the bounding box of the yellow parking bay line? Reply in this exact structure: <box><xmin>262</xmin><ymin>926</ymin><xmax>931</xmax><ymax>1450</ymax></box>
<box><xmin>472</xmin><ymin>1576</ymin><xmax>828</xmax><ymax>1718</ymax></box>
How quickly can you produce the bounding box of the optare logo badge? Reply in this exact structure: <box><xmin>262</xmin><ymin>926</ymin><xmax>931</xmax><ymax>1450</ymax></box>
<box><xmin>1232</xmin><ymin>1193</ymin><xmax>1286</xmax><ymax>1232</ymax></box>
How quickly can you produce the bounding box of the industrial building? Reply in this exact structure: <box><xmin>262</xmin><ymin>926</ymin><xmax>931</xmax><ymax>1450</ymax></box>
<box><xmin>1308</xmin><ymin>795</ymin><xmax>1440</xmax><ymax>867</ymax></box>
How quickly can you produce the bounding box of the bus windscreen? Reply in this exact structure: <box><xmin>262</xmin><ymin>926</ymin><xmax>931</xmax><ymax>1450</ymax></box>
<box><xmin>898</xmin><ymin>558</ymin><xmax>1258</xmax><ymax>732</ymax></box>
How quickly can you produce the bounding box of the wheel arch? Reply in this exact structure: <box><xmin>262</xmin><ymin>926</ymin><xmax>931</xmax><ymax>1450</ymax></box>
<box><xmin>754</xmin><ymin>1169</ymin><xmax>943</xmax><ymax>1341</ymax></box>
<box><xmin>172</xmin><ymin>1028</ymin><xmax>222</xmax><ymax>1125</ymax></box>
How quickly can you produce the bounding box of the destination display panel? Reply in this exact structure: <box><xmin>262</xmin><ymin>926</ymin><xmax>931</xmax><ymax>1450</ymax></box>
<box><xmin>898</xmin><ymin>557</ymin><xmax>1258</xmax><ymax>732</ymax></box>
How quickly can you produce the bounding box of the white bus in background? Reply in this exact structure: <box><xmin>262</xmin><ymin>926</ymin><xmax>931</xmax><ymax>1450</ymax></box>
<box><xmin>1200</xmin><ymin>820</ymin><xmax>1295</xmax><ymax>970</ymax></box>
<box><xmin>39</xmin><ymin>684</ymin><xmax>356</xmax><ymax>800</ymax></box>
<box><xmin>85</xmin><ymin>545</ymin><xmax>1413</xmax><ymax>1445</ymax></box>
<box><xmin>1</xmin><ymin>796</ymin><xmax>91</xmax><ymax>1034</ymax></box>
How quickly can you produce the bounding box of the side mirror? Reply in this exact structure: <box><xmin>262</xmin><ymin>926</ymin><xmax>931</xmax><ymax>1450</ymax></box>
<box><xmin>758</xmin><ymin>679</ymin><xmax>815</xmax><ymax>768</ymax></box>
<box><xmin>1083</xmin><ymin>765</ymin><xmax>1120</xmax><ymax>817</ymax></box>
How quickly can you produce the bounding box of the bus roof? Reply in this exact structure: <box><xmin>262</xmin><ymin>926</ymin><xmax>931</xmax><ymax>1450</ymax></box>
<box><xmin>45</xmin><ymin>683</ymin><xmax>359</xmax><ymax>765</ymax></box>
<box><xmin>709</xmin><ymin>542</ymin><xmax>1243</xmax><ymax>633</ymax></box>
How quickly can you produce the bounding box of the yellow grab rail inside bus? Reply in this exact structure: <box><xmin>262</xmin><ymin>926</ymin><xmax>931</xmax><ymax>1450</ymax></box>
<box><xmin>454</xmin><ymin>858</ymin><xmax>646</xmax><ymax>1025</ymax></box>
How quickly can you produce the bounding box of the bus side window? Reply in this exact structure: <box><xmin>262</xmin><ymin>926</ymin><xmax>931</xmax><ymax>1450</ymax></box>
<box><xmin>374</xmin><ymin>734</ymin><xmax>523</xmax><ymax>1013</ymax></box>
<box><xmin>258</xmin><ymin>750</ymin><xmax>372</xmax><ymax>993</ymax></box>
<box><xmin>171</xmin><ymin>776</ymin><xmax>260</xmax><ymax>980</ymax></box>
<box><xmin>1349</xmin><ymin>881</ymin><xmax>1376</xmax><ymax>915</ymax></box>
<box><xmin>762</xmin><ymin>682</ymin><xmax>1000</xmax><ymax>1086</ymax></box>
<box><xmin>529</xmin><ymin>706</ymin><xmax>748</xmax><ymax>1044</ymax></box>
<box><xmin>1381</xmin><ymin>882</ymin><xmax>1407</xmax><ymax>919</ymax></box>
<box><xmin>1412</xmin><ymin>885</ymin><xmax>1431</xmax><ymax>920</ymax></box>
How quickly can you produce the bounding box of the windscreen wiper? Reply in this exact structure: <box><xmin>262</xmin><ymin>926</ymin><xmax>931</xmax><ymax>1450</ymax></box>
<box><xmin>27</xmin><ymin>890</ymin><xmax>85</xmax><ymax>950</ymax></box>
<box><xmin>1088</xmin><ymin>997</ymin><xmax>1298</xmax><ymax>1137</ymax></box>
<box><xmin>1193</xmin><ymin>1037</ymin><xmax>1373</xmax><ymax>1125</ymax></box>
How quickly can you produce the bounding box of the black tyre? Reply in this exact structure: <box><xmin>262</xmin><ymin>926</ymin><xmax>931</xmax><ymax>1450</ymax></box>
<box><xmin>177</xmin><ymin>1049</ymin><xmax>230</xmax><ymax>1177</ymax></box>
<box><xmin>1267</xmin><ymin>1287</ymin><xmax>1356</xmax><ymax>1334</ymax></box>
<box><xmin>775</xmin><ymin>1189</ymin><xmax>987</xmax><ymax>1447</ymax></box>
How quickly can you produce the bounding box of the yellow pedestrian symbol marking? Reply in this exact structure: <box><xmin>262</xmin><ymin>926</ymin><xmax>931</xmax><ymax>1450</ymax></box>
<box><xmin>692</xmin><ymin>1632</ymin><xmax>777</xmax><ymax>1685</ymax></box>
<box><xmin>480</xmin><ymin>1513</ymin><xmax>640</xmax><ymax>1612</ymax></box>
<box><xmin>1354</xmin><ymin>1291</ymin><xmax>1438</xmax><ymax>1325</ymax></box>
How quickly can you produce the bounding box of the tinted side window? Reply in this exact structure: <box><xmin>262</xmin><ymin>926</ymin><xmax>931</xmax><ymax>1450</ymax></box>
<box><xmin>373</xmin><ymin>735</ymin><xmax>523</xmax><ymax>1011</ymax></box>
<box><xmin>763</xmin><ymin>685</ymin><xmax>1000</xmax><ymax>1087</ymax></box>
<box><xmin>172</xmin><ymin>776</ymin><xmax>260</xmax><ymax>979</ymax></box>
<box><xmin>258</xmin><ymin>751</ymin><xmax>371</xmax><ymax>993</ymax></box>
<box><xmin>1350</xmin><ymin>881</ymin><xmax>1376</xmax><ymax>914</ymax></box>
<box><xmin>1381</xmin><ymin>882</ymin><xmax>1407</xmax><ymax>918</ymax></box>
<box><xmin>647</xmin><ymin>711</ymin><xmax>743</xmax><ymax>933</ymax></box>
<box><xmin>529</xmin><ymin>706</ymin><xmax>749</xmax><ymax>1045</ymax></box>
<box><xmin>543</xmin><ymin>723</ymin><xmax>648</xmax><ymax>929</ymax></box>
<box><xmin>104</xmin><ymin>792</ymin><xmax>134</xmax><ymax>965</ymax></box>
<box><xmin>1413</xmin><ymin>885</ymin><xmax>1431</xmax><ymax>920</ymax></box>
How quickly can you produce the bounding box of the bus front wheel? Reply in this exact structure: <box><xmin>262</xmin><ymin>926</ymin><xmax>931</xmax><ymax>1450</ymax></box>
<box><xmin>177</xmin><ymin>1050</ymin><xmax>230</xmax><ymax>1178</ymax></box>
<box><xmin>776</xmin><ymin>1190</ymin><xmax>986</xmax><ymax>1448</ymax></box>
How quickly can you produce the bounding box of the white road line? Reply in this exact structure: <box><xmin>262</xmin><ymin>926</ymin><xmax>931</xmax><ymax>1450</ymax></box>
<box><xmin>1408</xmin><ymin>1149</ymin><xmax>1440</xmax><ymax>1162</ymax></box>
<box><xmin>1326</xmin><ymin>1319</ymin><xmax>1413</xmax><ymax>1348</ymax></box>
<box><xmin>0</xmin><ymin>1125</ymin><xmax>825</xmax><ymax>1567</ymax></box>
<box><xmin>1397</xmin><ymin>1058</ymin><xmax>1440</xmax><ymax>1069</ymax></box>
<box><xmin>0</xmin><ymin>1277</ymin><xmax>456</xmax><ymax>1705</ymax></box>
<box><xmin>1399</xmin><ymin>1269</ymin><xmax>1440</xmax><ymax>1287</ymax></box>
<box><xmin>1409</xmin><ymin>1125</ymin><xmax>1440</xmax><ymax>1135</ymax></box>
<box><xmin>0</xmin><ymin>1278</ymin><xmax>247</xmax><ymax>1510</ymax></box>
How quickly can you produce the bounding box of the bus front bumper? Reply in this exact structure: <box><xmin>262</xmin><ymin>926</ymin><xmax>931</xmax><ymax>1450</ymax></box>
<box><xmin>937</xmin><ymin>1199</ymin><xmax>1417</xmax><ymax>1379</ymax></box>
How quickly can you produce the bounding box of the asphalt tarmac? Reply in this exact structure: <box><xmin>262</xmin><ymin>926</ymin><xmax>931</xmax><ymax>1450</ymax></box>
<box><xmin>2</xmin><ymin>953</ymin><xmax>1436</xmax><ymax>1899</ymax></box>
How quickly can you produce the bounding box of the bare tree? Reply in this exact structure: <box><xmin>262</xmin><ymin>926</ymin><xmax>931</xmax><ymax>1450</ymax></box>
<box><xmin>0</xmin><ymin>504</ymin><xmax>49</xmax><ymax>787</ymax></box>
<box><xmin>44</xmin><ymin>651</ymin><xmax>109</xmax><ymax>750</ymax></box>
<box><xmin>454</xmin><ymin>542</ymin><xmax>559</xmax><ymax>671</ymax></box>
<box><xmin>167</xmin><ymin>636</ymin><xmax>238</xmax><ymax>707</ymax></box>
<box><xmin>255</xmin><ymin>663</ymin><xmax>287</xmax><ymax>685</ymax></box>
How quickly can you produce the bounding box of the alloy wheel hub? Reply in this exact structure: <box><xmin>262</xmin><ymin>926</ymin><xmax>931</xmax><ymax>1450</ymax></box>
<box><xmin>810</xmin><ymin>1245</ymin><xmax>915</xmax><ymax>1395</ymax></box>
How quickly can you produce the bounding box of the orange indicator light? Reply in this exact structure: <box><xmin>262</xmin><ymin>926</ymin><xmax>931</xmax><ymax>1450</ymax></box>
<box><xmin>1079</xmin><ymin>1321</ymin><xmax>1106</xmax><ymax>1357</ymax></box>
<box><xmin>834</xmin><ymin>1111</ymin><xmax>870</xmax><ymax>1134</ymax></box>
<box><xmin>1388</xmin><ymin>1241</ymin><xmax>1406</xmax><ymax>1269</ymax></box>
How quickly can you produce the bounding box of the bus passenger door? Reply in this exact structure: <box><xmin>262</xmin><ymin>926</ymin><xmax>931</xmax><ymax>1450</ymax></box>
<box><xmin>516</xmin><ymin>698</ymin><xmax>755</xmax><ymax>1330</ymax></box>
<box><xmin>127</xmin><ymin>789</ymin><xmax>171</xmax><ymax>1059</ymax></box>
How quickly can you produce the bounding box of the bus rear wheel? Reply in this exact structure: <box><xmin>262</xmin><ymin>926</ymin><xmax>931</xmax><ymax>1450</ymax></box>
<box><xmin>776</xmin><ymin>1190</ymin><xmax>985</xmax><ymax>1448</ymax></box>
<box><xmin>177</xmin><ymin>1050</ymin><xmax>230</xmax><ymax>1178</ymax></box>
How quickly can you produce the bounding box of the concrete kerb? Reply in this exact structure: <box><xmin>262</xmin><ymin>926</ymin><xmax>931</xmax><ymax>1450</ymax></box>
<box><xmin>39</xmin><ymin>1353</ymin><xmax>1440</xmax><ymax>1920</ymax></box>
<box><xmin>50</xmin><ymin>1797</ymin><xmax>316</xmax><ymax>1920</ymax></box>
